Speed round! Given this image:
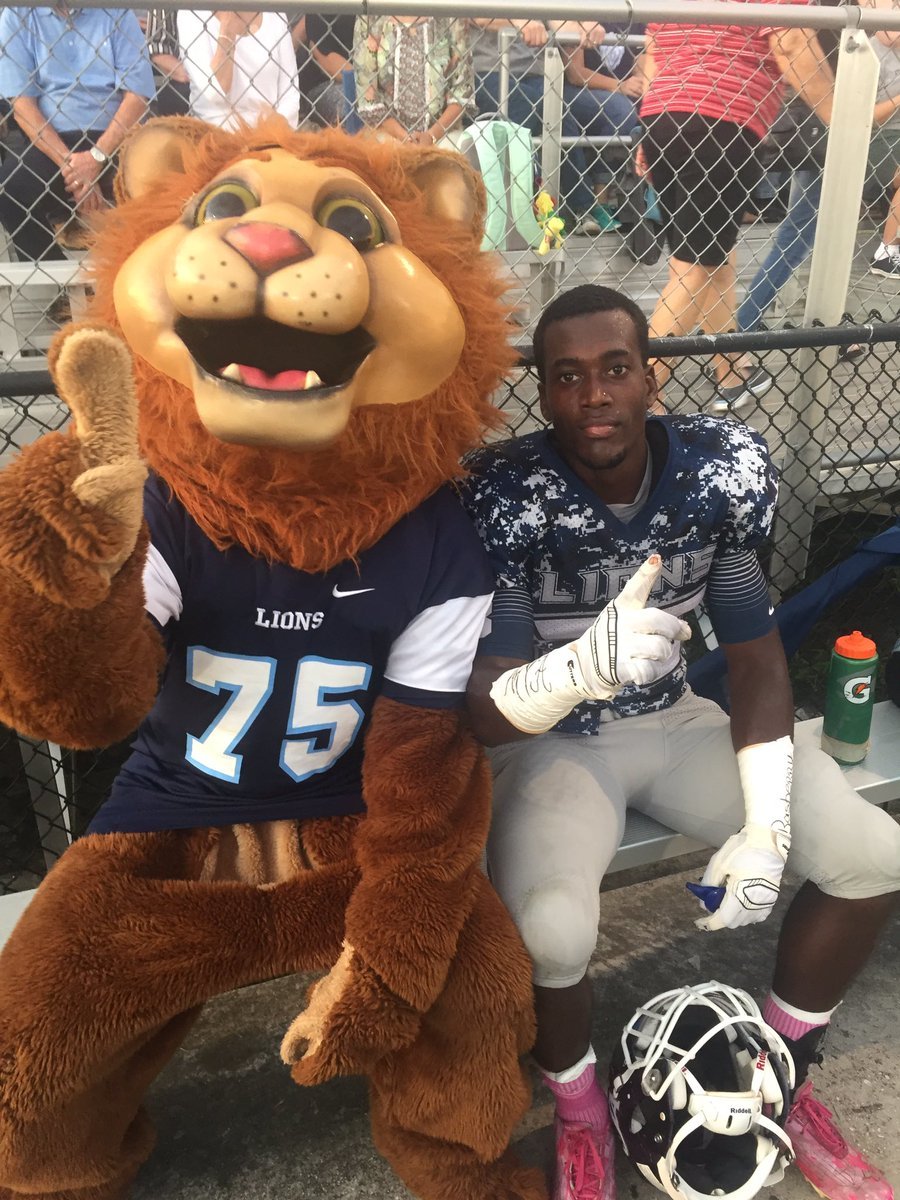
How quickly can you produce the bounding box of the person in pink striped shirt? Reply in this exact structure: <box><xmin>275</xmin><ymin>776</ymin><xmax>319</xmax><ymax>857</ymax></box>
<box><xmin>638</xmin><ymin>2</ymin><xmax>833</xmax><ymax>407</ymax></box>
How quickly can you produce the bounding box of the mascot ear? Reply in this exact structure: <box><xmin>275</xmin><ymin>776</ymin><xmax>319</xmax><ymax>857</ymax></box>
<box><xmin>117</xmin><ymin>118</ymin><xmax>208</xmax><ymax>201</ymax></box>
<box><xmin>408</xmin><ymin>152</ymin><xmax>483</xmax><ymax>241</ymax></box>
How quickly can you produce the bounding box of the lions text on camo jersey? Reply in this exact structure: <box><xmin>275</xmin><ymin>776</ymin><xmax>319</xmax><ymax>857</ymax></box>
<box><xmin>89</xmin><ymin>474</ymin><xmax>494</xmax><ymax>834</ymax></box>
<box><xmin>462</xmin><ymin>415</ymin><xmax>778</xmax><ymax>733</ymax></box>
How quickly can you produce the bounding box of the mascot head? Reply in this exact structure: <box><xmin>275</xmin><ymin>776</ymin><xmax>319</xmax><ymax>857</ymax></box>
<box><xmin>90</xmin><ymin>117</ymin><xmax>514</xmax><ymax>571</ymax></box>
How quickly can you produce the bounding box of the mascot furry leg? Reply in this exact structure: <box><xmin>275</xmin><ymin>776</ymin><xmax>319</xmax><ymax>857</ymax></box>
<box><xmin>0</xmin><ymin>797</ymin><xmax>539</xmax><ymax>1200</ymax></box>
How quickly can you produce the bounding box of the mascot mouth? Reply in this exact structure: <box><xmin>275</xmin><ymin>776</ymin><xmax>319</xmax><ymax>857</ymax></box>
<box><xmin>175</xmin><ymin>316</ymin><xmax>376</xmax><ymax>397</ymax></box>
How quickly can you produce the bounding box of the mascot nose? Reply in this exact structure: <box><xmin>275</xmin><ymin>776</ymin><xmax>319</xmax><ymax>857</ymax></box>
<box><xmin>223</xmin><ymin>222</ymin><xmax>313</xmax><ymax>274</ymax></box>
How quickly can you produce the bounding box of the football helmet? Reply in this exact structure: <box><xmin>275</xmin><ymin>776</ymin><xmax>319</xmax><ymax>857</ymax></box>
<box><xmin>608</xmin><ymin>981</ymin><xmax>795</xmax><ymax>1200</ymax></box>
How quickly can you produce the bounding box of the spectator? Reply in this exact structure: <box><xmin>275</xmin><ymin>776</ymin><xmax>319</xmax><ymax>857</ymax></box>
<box><xmin>638</xmin><ymin>6</ymin><xmax>834</xmax><ymax>400</ymax></box>
<box><xmin>143</xmin><ymin>8</ymin><xmax>191</xmax><ymax>117</ymax></box>
<box><xmin>352</xmin><ymin>15</ymin><xmax>473</xmax><ymax>145</ymax></box>
<box><xmin>471</xmin><ymin>19</ymin><xmax>607</xmax><ymax>236</ymax></box>
<box><xmin>866</xmin><ymin>25</ymin><xmax>900</xmax><ymax>276</ymax></box>
<box><xmin>177</xmin><ymin>10</ymin><xmax>299</xmax><ymax>131</ymax></box>
<box><xmin>711</xmin><ymin>22</ymin><xmax>838</xmax><ymax>414</ymax></box>
<box><xmin>0</xmin><ymin>5</ymin><xmax>153</xmax><ymax>263</ymax></box>
<box><xmin>293</xmin><ymin>14</ymin><xmax>355</xmax><ymax>127</ymax></box>
<box><xmin>561</xmin><ymin>23</ymin><xmax>646</xmax><ymax>227</ymax></box>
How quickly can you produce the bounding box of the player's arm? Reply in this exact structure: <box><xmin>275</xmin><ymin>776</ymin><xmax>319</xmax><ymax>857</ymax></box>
<box><xmin>467</xmin><ymin>653</ymin><xmax>531</xmax><ymax>746</ymax></box>
<box><xmin>691</xmin><ymin>550</ymin><xmax>794</xmax><ymax>932</ymax></box>
<box><xmin>725</xmin><ymin>626</ymin><xmax>794</xmax><ymax>750</ymax></box>
<box><xmin>468</xmin><ymin>558</ymin><xmax>690</xmax><ymax>741</ymax></box>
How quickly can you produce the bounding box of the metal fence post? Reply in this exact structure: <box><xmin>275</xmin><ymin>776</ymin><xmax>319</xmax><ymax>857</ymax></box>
<box><xmin>499</xmin><ymin>27</ymin><xmax>513</xmax><ymax>118</ymax></box>
<box><xmin>768</xmin><ymin>24</ymin><xmax>879</xmax><ymax>596</ymax></box>
<box><xmin>541</xmin><ymin>43</ymin><xmax>565</xmax><ymax>208</ymax></box>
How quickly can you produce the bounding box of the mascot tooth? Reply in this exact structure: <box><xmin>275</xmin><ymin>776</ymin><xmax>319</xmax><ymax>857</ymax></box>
<box><xmin>0</xmin><ymin>118</ymin><xmax>546</xmax><ymax>1200</ymax></box>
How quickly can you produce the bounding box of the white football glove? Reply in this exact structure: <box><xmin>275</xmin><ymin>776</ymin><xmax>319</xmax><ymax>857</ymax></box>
<box><xmin>694</xmin><ymin>737</ymin><xmax>794</xmax><ymax>932</ymax></box>
<box><xmin>490</xmin><ymin>555</ymin><xmax>691</xmax><ymax>734</ymax></box>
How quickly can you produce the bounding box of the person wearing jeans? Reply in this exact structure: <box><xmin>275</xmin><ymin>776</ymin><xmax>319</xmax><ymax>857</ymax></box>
<box><xmin>561</xmin><ymin>25</ymin><xmax>646</xmax><ymax>226</ymax></box>
<box><xmin>736</xmin><ymin>167</ymin><xmax>821</xmax><ymax>335</ymax></box>
<box><xmin>707</xmin><ymin>164</ymin><xmax>822</xmax><ymax>416</ymax></box>
<box><xmin>711</xmin><ymin>6</ymin><xmax>842</xmax><ymax>416</ymax></box>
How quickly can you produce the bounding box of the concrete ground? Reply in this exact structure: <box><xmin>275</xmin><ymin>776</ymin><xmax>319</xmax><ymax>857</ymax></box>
<box><xmin>131</xmin><ymin>852</ymin><xmax>900</xmax><ymax>1200</ymax></box>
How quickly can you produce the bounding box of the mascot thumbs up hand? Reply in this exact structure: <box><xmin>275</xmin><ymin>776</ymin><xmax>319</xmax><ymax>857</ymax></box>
<box><xmin>0</xmin><ymin>323</ymin><xmax>161</xmax><ymax>745</ymax></box>
<box><xmin>51</xmin><ymin>325</ymin><xmax>147</xmax><ymax>575</ymax></box>
<box><xmin>0</xmin><ymin>324</ymin><xmax>146</xmax><ymax>604</ymax></box>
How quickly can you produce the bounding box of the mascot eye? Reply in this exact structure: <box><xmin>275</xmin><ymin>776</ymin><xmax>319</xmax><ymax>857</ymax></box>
<box><xmin>195</xmin><ymin>182</ymin><xmax>259</xmax><ymax>225</ymax></box>
<box><xmin>316</xmin><ymin>197</ymin><xmax>385</xmax><ymax>252</ymax></box>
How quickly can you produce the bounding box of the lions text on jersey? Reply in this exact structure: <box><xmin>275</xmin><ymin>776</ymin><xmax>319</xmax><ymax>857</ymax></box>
<box><xmin>462</xmin><ymin>415</ymin><xmax>777</xmax><ymax>733</ymax></box>
<box><xmin>89</xmin><ymin>475</ymin><xmax>493</xmax><ymax>833</ymax></box>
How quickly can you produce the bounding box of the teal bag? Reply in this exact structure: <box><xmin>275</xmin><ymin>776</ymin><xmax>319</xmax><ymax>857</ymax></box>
<box><xmin>443</xmin><ymin>119</ymin><xmax>543</xmax><ymax>251</ymax></box>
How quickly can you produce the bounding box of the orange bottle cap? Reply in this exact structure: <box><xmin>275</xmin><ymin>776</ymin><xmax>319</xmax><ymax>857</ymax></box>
<box><xmin>835</xmin><ymin>630</ymin><xmax>877</xmax><ymax>660</ymax></box>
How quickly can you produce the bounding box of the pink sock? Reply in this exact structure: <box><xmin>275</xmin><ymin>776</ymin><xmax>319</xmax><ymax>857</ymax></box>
<box><xmin>763</xmin><ymin>992</ymin><xmax>837</xmax><ymax>1042</ymax></box>
<box><xmin>543</xmin><ymin>1057</ymin><xmax>609</xmax><ymax>1130</ymax></box>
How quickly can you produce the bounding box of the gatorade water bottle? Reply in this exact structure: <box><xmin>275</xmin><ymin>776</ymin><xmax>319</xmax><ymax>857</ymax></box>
<box><xmin>821</xmin><ymin>630</ymin><xmax>878</xmax><ymax>765</ymax></box>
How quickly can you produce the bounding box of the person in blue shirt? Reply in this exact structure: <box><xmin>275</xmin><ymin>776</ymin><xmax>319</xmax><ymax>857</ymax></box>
<box><xmin>0</xmin><ymin>6</ymin><xmax>153</xmax><ymax>261</ymax></box>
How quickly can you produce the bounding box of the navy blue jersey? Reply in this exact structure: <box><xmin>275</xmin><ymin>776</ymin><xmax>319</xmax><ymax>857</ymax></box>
<box><xmin>90</xmin><ymin>475</ymin><xmax>493</xmax><ymax>833</ymax></box>
<box><xmin>461</xmin><ymin>415</ymin><xmax>777</xmax><ymax>732</ymax></box>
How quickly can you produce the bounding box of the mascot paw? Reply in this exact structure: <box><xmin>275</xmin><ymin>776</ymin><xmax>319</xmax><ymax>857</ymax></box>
<box><xmin>0</xmin><ymin>324</ymin><xmax>147</xmax><ymax>606</ymax></box>
<box><xmin>281</xmin><ymin>942</ymin><xmax>420</xmax><ymax>1085</ymax></box>
<box><xmin>54</xmin><ymin>324</ymin><xmax>147</xmax><ymax>575</ymax></box>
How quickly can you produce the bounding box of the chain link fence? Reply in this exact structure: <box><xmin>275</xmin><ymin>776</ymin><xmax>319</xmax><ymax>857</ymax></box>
<box><xmin>1</xmin><ymin>1</ymin><xmax>900</xmax><ymax>894</ymax></box>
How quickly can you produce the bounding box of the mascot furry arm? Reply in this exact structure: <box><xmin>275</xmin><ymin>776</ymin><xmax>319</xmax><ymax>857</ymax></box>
<box><xmin>282</xmin><ymin>696</ymin><xmax>493</xmax><ymax>1081</ymax></box>
<box><xmin>0</xmin><ymin>119</ymin><xmax>522</xmax><ymax>1085</ymax></box>
<box><xmin>0</xmin><ymin>327</ymin><xmax>161</xmax><ymax>745</ymax></box>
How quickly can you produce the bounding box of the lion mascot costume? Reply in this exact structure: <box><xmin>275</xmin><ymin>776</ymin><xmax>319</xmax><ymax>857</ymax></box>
<box><xmin>0</xmin><ymin>119</ymin><xmax>547</xmax><ymax>1200</ymax></box>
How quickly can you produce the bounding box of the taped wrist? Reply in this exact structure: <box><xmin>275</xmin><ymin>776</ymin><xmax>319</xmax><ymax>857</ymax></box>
<box><xmin>737</xmin><ymin>736</ymin><xmax>794</xmax><ymax>860</ymax></box>
<box><xmin>489</xmin><ymin>641</ymin><xmax>615</xmax><ymax>734</ymax></box>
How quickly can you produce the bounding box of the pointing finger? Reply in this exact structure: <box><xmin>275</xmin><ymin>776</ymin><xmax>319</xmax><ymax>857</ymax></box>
<box><xmin>615</xmin><ymin>555</ymin><xmax>662</xmax><ymax>611</ymax></box>
<box><xmin>50</xmin><ymin>325</ymin><xmax>140</xmax><ymax>471</ymax></box>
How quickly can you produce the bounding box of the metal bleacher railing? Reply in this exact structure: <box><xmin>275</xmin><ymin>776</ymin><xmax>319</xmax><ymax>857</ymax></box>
<box><xmin>2</xmin><ymin>0</ymin><xmax>900</xmax><ymax>901</ymax></box>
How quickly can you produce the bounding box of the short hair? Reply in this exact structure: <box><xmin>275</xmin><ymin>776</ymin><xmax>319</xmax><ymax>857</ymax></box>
<box><xmin>532</xmin><ymin>285</ymin><xmax>650</xmax><ymax>379</ymax></box>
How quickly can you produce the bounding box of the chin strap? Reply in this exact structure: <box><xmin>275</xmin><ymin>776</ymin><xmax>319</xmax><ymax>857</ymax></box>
<box><xmin>658</xmin><ymin>1111</ymin><xmax>793</xmax><ymax>1200</ymax></box>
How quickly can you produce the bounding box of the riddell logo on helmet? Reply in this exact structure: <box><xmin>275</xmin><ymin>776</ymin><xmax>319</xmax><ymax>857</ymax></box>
<box><xmin>755</xmin><ymin>1051</ymin><xmax>768</xmax><ymax>1071</ymax></box>
<box><xmin>844</xmin><ymin>675</ymin><xmax>872</xmax><ymax>704</ymax></box>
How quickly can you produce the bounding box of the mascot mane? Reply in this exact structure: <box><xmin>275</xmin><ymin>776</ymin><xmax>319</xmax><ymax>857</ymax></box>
<box><xmin>89</xmin><ymin>118</ymin><xmax>514</xmax><ymax>573</ymax></box>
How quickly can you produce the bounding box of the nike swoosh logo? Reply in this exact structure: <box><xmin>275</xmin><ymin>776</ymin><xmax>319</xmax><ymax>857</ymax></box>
<box><xmin>332</xmin><ymin>586</ymin><xmax>375</xmax><ymax>598</ymax></box>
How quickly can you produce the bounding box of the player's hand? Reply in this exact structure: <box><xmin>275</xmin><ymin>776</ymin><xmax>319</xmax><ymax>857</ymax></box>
<box><xmin>282</xmin><ymin>943</ymin><xmax>420</xmax><ymax>1085</ymax></box>
<box><xmin>572</xmin><ymin>555</ymin><xmax>691</xmax><ymax>699</ymax></box>
<box><xmin>0</xmin><ymin>324</ymin><xmax>147</xmax><ymax>608</ymax></box>
<box><xmin>692</xmin><ymin>823</ymin><xmax>787</xmax><ymax>931</ymax></box>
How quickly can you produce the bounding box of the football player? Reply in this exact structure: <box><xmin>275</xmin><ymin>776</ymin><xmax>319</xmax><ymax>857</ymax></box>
<box><xmin>462</xmin><ymin>284</ymin><xmax>899</xmax><ymax>1200</ymax></box>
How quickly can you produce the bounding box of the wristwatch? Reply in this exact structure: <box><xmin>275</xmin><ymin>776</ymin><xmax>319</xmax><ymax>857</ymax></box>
<box><xmin>89</xmin><ymin>146</ymin><xmax>109</xmax><ymax>165</ymax></box>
